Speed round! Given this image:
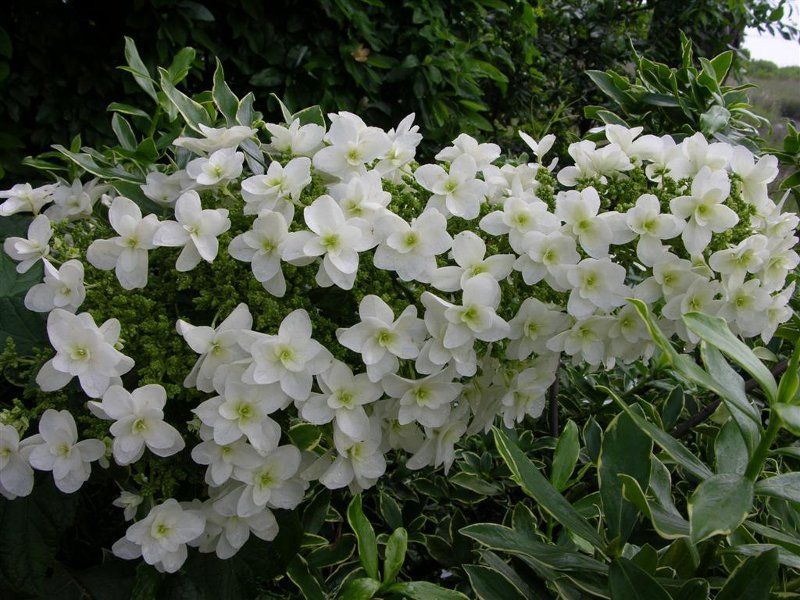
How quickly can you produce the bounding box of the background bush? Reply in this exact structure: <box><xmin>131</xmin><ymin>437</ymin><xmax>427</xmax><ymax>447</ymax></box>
<box><xmin>0</xmin><ymin>0</ymin><xmax>793</xmax><ymax>181</ymax></box>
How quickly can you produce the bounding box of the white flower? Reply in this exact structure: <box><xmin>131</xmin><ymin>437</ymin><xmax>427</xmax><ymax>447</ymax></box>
<box><xmin>604</xmin><ymin>125</ymin><xmax>661</xmax><ymax>163</ymax></box>
<box><xmin>0</xmin><ymin>182</ymin><xmax>53</xmax><ymax>216</ymax></box>
<box><xmin>500</xmin><ymin>357</ymin><xmax>557</xmax><ymax>427</ymax></box>
<box><xmin>298</xmin><ymin>195</ymin><xmax>376</xmax><ymax>290</ymax></box>
<box><xmin>242</xmin><ymin>309</ymin><xmax>332</xmax><ymax>401</ymax></box>
<box><xmin>729</xmin><ymin>145</ymin><xmax>779</xmax><ymax>208</ymax></box>
<box><xmin>416</xmin><ymin>292</ymin><xmax>477</xmax><ymax>377</ymax></box>
<box><xmin>0</xmin><ymin>424</ymin><xmax>35</xmax><ymax>499</ymax></box>
<box><xmin>667</xmin><ymin>132</ymin><xmax>732</xmax><ymax>179</ymax></box>
<box><xmin>431</xmin><ymin>231</ymin><xmax>514</xmax><ymax>292</ymax></box>
<box><xmin>191</xmin><ymin>433</ymin><xmax>262</xmax><ymax>487</ymax></box>
<box><xmin>762</xmin><ymin>283</ymin><xmax>795</xmax><ymax>343</ymax></box>
<box><xmin>759</xmin><ymin>235</ymin><xmax>799</xmax><ymax>291</ymax></box>
<box><xmin>113</xmin><ymin>491</ymin><xmax>144</xmax><ymax>521</ymax></box>
<box><xmin>438</xmin><ymin>273</ymin><xmax>510</xmax><ymax>347</ymax></box>
<box><xmin>112</xmin><ymin>499</ymin><xmax>205</xmax><ymax>573</ymax></box>
<box><xmin>336</xmin><ymin>295</ymin><xmax>426</xmax><ymax>382</ymax></box>
<box><xmin>228</xmin><ymin>445</ymin><xmax>306</xmax><ymax>516</ymax></box>
<box><xmin>26</xmin><ymin>409</ymin><xmax>105</xmax><ymax>493</ymax></box>
<box><xmin>45</xmin><ymin>178</ymin><xmax>106</xmax><ymax>221</ymax></box>
<box><xmin>3</xmin><ymin>214</ymin><xmax>52</xmax><ymax>273</ymax></box>
<box><xmin>415</xmin><ymin>155</ymin><xmax>488</xmax><ymax>220</ymax></box>
<box><xmin>228</xmin><ymin>209</ymin><xmax>291</xmax><ymax>296</ymax></box>
<box><xmin>174</xmin><ymin>124</ymin><xmax>256</xmax><ymax>155</ymax></box>
<box><xmin>483</xmin><ymin>164</ymin><xmax>541</xmax><ymax>204</ymax></box>
<box><xmin>186</xmin><ymin>147</ymin><xmax>244</xmax><ymax>186</ymax></box>
<box><xmin>153</xmin><ymin>190</ymin><xmax>231</xmax><ymax>271</ymax></box>
<box><xmin>200</xmin><ymin>497</ymin><xmax>278</xmax><ymax>559</ymax></box>
<box><xmin>176</xmin><ymin>303</ymin><xmax>253</xmax><ymax>392</ymax></box>
<box><xmin>547</xmin><ymin>316</ymin><xmax>612</xmax><ymax>367</ymax></box>
<box><xmin>193</xmin><ymin>375</ymin><xmax>286</xmax><ymax>454</ymax></box>
<box><xmin>566</xmin><ymin>258</ymin><xmax>628</xmax><ymax>318</ymax></box>
<box><xmin>382</xmin><ymin>367</ymin><xmax>463</xmax><ymax>428</ymax></box>
<box><xmin>670</xmin><ymin>166</ymin><xmax>738</xmax><ymax>255</ymax></box>
<box><xmin>719</xmin><ymin>279</ymin><xmax>770</xmax><ymax>338</ymax></box>
<box><xmin>317</xmin><ymin>419</ymin><xmax>386</xmax><ymax>492</ymax></box>
<box><xmin>507</xmin><ymin>298</ymin><xmax>570</xmax><ymax>360</ymax></box>
<box><xmin>328</xmin><ymin>170</ymin><xmax>391</xmax><ymax>222</ymax></box>
<box><xmin>518</xmin><ymin>131</ymin><xmax>556</xmax><ymax>167</ymax></box>
<box><xmin>87</xmin><ymin>384</ymin><xmax>184</xmax><ymax>465</ymax></box>
<box><xmin>435</xmin><ymin>133</ymin><xmax>500</xmax><ymax>170</ymax></box>
<box><xmin>24</xmin><ymin>259</ymin><xmax>85</xmax><ymax>313</ymax></box>
<box><xmin>301</xmin><ymin>361</ymin><xmax>383</xmax><ymax>440</ymax></box>
<box><xmin>515</xmin><ymin>230</ymin><xmax>580</xmax><ymax>289</ymax></box>
<box><xmin>264</xmin><ymin>119</ymin><xmax>325</xmax><ymax>157</ymax></box>
<box><xmin>625</xmin><ymin>194</ymin><xmax>684</xmax><ymax>266</ymax></box>
<box><xmin>557</xmin><ymin>140</ymin><xmax>633</xmax><ymax>186</ymax></box>
<box><xmin>86</xmin><ymin>196</ymin><xmax>160</xmax><ymax>289</ymax></box>
<box><xmin>375</xmin><ymin>114</ymin><xmax>422</xmax><ymax>182</ymax></box>
<box><xmin>141</xmin><ymin>170</ymin><xmax>195</xmax><ymax>206</ymax></box>
<box><xmin>313</xmin><ymin>112</ymin><xmax>391</xmax><ymax>179</ymax></box>
<box><xmin>662</xmin><ymin>278</ymin><xmax>722</xmax><ymax>342</ymax></box>
<box><xmin>240</xmin><ymin>157</ymin><xmax>311</xmax><ymax>215</ymax></box>
<box><xmin>406</xmin><ymin>407</ymin><xmax>468</xmax><ymax>473</ymax></box>
<box><xmin>36</xmin><ymin>309</ymin><xmax>134</xmax><ymax>398</ymax></box>
<box><xmin>373</xmin><ymin>209</ymin><xmax>452</xmax><ymax>282</ymax></box>
<box><xmin>479</xmin><ymin>197</ymin><xmax>558</xmax><ymax>253</ymax></box>
<box><xmin>652</xmin><ymin>254</ymin><xmax>701</xmax><ymax>299</ymax></box>
<box><xmin>556</xmin><ymin>187</ymin><xmax>617</xmax><ymax>258</ymax></box>
<box><xmin>709</xmin><ymin>234</ymin><xmax>769</xmax><ymax>286</ymax></box>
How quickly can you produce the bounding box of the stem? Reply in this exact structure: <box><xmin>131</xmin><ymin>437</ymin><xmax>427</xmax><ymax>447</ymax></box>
<box><xmin>744</xmin><ymin>414</ymin><xmax>781</xmax><ymax>481</ymax></box>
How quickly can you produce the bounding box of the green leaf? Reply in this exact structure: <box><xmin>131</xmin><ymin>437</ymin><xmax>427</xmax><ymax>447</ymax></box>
<box><xmin>0</xmin><ymin>477</ymin><xmax>80</xmax><ymax>597</ymax></box>
<box><xmin>492</xmin><ymin>428</ymin><xmax>605</xmax><ymax>550</ymax></box>
<box><xmin>716</xmin><ymin>547</ymin><xmax>779</xmax><ymax>600</ymax></box>
<box><xmin>460</xmin><ymin>523</ymin><xmax>607</xmax><ymax>574</ymax></box>
<box><xmin>774</xmin><ymin>404</ymin><xmax>800</xmax><ymax>436</ymax></box>
<box><xmin>709</xmin><ymin>51</ymin><xmax>734</xmax><ymax>83</ymax></box>
<box><xmin>715</xmin><ymin>419</ymin><xmax>749</xmax><ymax>475</ymax></box>
<box><xmin>551</xmin><ymin>419</ymin><xmax>580</xmax><ymax>491</ymax></box>
<box><xmin>338</xmin><ymin>577</ymin><xmax>381</xmax><ymax>600</ymax></box>
<box><xmin>683</xmin><ymin>312</ymin><xmax>778</xmax><ymax>403</ymax></box>
<box><xmin>382</xmin><ymin>528</ymin><xmax>407</xmax><ymax>585</ymax></box>
<box><xmin>464</xmin><ymin>565</ymin><xmax>526</xmax><ymax>600</ymax></box>
<box><xmin>601</xmin><ymin>385</ymin><xmax>713</xmax><ymax>481</ymax></box>
<box><xmin>620</xmin><ymin>474</ymin><xmax>689</xmax><ymax>539</ymax></box>
<box><xmin>754</xmin><ymin>472</ymin><xmax>800</xmax><ymax>502</ymax></box>
<box><xmin>661</xmin><ymin>386</ymin><xmax>684</xmax><ymax>430</ymax></box>
<box><xmin>672</xmin><ymin>579</ymin><xmax>710</xmax><ymax>600</ymax></box>
<box><xmin>347</xmin><ymin>495</ymin><xmax>379</xmax><ymax>580</ymax></box>
<box><xmin>158</xmin><ymin>68</ymin><xmax>211</xmax><ymax>132</ymax></box>
<box><xmin>776</xmin><ymin>343</ymin><xmax>799</xmax><ymax>405</ymax></box>
<box><xmin>586</xmin><ymin>70</ymin><xmax>632</xmax><ymax>108</ymax></box>
<box><xmin>166</xmin><ymin>47</ymin><xmax>196</xmax><ymax>85</ymax></box>
<box><xmin>123</xmin><ymin>37</ymin><xmax>158</xmax><ymax>102</ymax></box>
<box><xmin>0</xmin><ymin>252</ymin><xmax>46</xmax><ymax>355</ymax></box>
<box><xmin>107</xmin><ymin>102</ymin><xmax>150</xmax><ymax>119</ymax></box>
<box><xmin>52</xmin><ymin>145</ymin><xmax>143</xmax><ymax>183</ymax></box>
<box><xmin>212</xmin><ymin>58</ymin><xmax>240</xmax><ymax>124</ymax></box>
<box><xmin>608</xmin><ymin>558</ymin><xmax>671</xmax><ymax>600</ymax></box>
<box><xmin>450</xmin><ymin>472</ymin><xmax>500</xmax><ymax>496</ymax></box>
<box><xmin>292</xmin><ymin>105</ymin><xmax>326</xmax><ymax>127</ymax></box>
<box><xmin>599</xmin><ymin>410</ymin><xmax>652</xmax><ymax>544</ymax></box>
<box><xmin>286</xmin><ymin>555</ymin><xmax>325</xmax><ymax>600</ymax></box>
<box><xmin>383</xmin><ymin>581</ymin><xmax>468</xmax><ymax>599</ymax></box>
<box><xmin>688</xmin><ymin>474</ymin><xmax>753</xmax><ymax>544</ymax></box>
<box><xmin>288</xmin><ymin>423</ymin><xmax>322</xmax><ymax>451</ymax></box>
<box><xmin>379</xmin><ymin>491</ymin><xmax>403</xmax><ymax>530</ymax></box>
<box><xmin>111</xmin><ymin>113</ymin><xmax>137</xmax><ymax>151</ymax></box>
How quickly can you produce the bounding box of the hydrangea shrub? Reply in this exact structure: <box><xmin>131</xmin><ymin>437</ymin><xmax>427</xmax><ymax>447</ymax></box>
<box><xmin>0</xmin><ymin>63</ymin><xmax>797</xmax><ymax>575</ymax></box>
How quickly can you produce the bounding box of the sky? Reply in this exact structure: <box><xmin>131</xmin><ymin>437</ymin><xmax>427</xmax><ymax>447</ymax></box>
<box><xmin>742</xmin><ymin>0</ymin><xmax>800</xmax><ymax>66</ymax></box>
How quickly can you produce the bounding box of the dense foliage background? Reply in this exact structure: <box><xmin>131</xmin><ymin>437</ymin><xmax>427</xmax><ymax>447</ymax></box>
<box><xmin>0</xmin><ymin>0</ymin><xmax>795</xmax><ymax>180</ymax></box>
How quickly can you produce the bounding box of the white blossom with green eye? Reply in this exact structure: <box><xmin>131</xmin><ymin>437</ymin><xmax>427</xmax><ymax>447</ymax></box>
<box><xmin>3</xmin><ymin>213</ymin><xmax>52</xmax><ymax>273</ymax></box>
<box><xmin>88</xmin><ymin>384</ymin><xmax>184</xmax><ymax>465</ymax></box>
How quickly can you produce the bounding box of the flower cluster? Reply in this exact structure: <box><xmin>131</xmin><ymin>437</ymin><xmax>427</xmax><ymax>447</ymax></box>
<box><xmin>1</xmin><ymin>105</ymin><xmax>796</xmax><ymax>572</ymax></box>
